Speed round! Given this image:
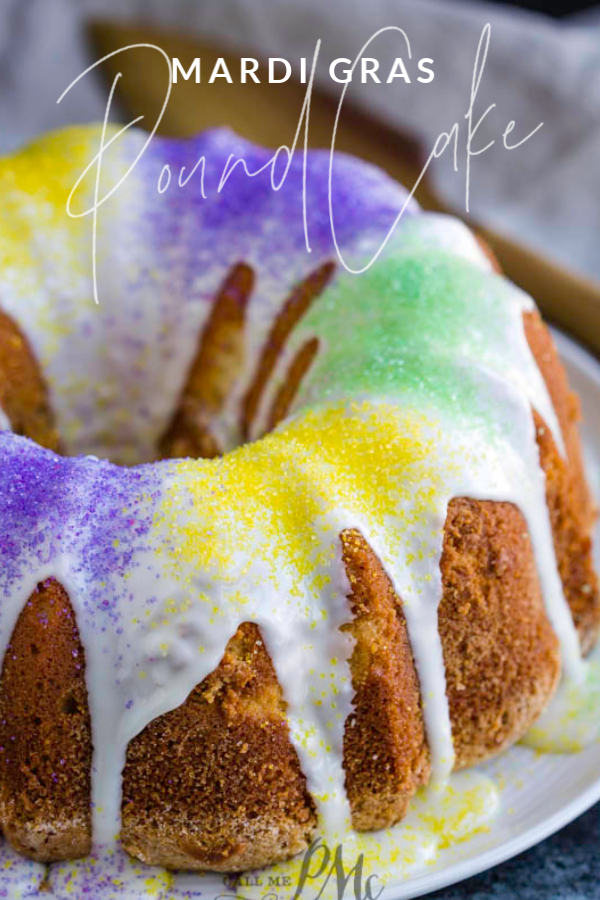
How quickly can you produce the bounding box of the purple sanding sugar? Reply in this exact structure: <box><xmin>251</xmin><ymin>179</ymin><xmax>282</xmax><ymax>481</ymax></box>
<box><xmin>139</xmin><ymin>128</ymin><xmax>415</xmax><ymax>262</ymax></box>
<box><xmin>113</xmin><ymin>128</ymin><xmax>418</xmax><ymax>320</ymax></box>
<box><xmin>0</xmin><ymin>434</ymin><xmax>161</xmax><ymax>627</ymax></box>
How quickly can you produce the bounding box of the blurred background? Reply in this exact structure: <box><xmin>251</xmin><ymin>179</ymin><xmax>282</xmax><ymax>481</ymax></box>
<box><xmin>498</xmin><ymin>0</ymin><xmax>597</xmax><ymax>13</ymax></box>
<box><xmin>1</xmin><ymin>0</ymin><xmax>600</xmax><ymax>290</ymax></box>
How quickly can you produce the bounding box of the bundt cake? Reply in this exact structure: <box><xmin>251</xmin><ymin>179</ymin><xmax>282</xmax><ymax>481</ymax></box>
<box><xmin>0</xmin><ymin>125</ymin><xmax>598</xmax><ymax>894</ymax></box>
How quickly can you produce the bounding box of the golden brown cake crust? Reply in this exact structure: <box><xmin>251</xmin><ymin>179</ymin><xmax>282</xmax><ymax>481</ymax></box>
<box><xmin>533</xmin><ymin>404</ymin><xmax>600</xmax><ymax>653</ymax></box>
<box><xmin>525</xmin><ymin>314</ymin><xmax>600</xmax><ymax>652</ymax></box>
<box><xmin>241</xmin><ymin>261</ymin><xmax>335</xmax><ymax>438</ymax></box>
<box><xmin>0</xmin><ymin>579</ymin><xmax>91</xmax><ymax>861</ymax></box>
<box><xmin>341</xmin><ymin>528</ymin><xmax>430</xmax><ymax>831</ymax></box>
<box><xmin>121</xmin><ymin>622</ymin><xmax>317</xmax><ymax>872</ymax></box>
<box><xmin>159</xmin><ymin>262</ymin><xmax>254</xmax><ymax>460</ymax></box>
<box><xmin>268</xmin><ymin>336</ymin><xmax>320</xmax><ymax>433</ymax></box>
<box><xmin>0</xmin><ymin>308</ymin><xmax>58</xmax><ymax>451</ymax></box>
<box><xmin>476</xmin><ymin>234</ymin><xmax>599</xmax><ymax>650</ymax></box>
<box><xmin>440</xmin><ymin>498</ymin><xmax>561</xmax><ymax>768</ymax></box>
<box><xmin>523</xmin><ymin>310</ymin><xmax>592</xmax><ymax>522</ymax></box>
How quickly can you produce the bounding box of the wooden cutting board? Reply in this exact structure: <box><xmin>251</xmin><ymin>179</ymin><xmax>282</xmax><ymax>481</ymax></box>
<box><xmin>90</xmin><ymin>20</ymin><xmax>600</xmax><ymax>354</ymax></box>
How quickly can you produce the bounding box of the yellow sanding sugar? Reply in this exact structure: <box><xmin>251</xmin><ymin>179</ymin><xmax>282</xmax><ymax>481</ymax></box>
<box><xmin>156</xmin><ymin>401</ymin><xmax>448</xmax><ymax>596</ymax></box>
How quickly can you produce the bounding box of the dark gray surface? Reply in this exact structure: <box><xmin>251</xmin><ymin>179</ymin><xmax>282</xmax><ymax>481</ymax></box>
<box><xmin>426</xmin><ymin>802</ymin><xmax>600</xmax><ymax>899</ymax></box>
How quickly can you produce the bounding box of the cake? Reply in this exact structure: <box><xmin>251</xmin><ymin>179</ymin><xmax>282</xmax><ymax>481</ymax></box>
<box><xmin>0</xmin><ymin>126</ymin><xmax>597</xmax><ymax>884</ymax></box>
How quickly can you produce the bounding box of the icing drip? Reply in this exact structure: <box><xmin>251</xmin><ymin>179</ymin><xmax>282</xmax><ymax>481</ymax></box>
<box><xmin>0</xmin><ymin>126</ymin><xmax>591</xmax><ymax>897</ymax></box>
<box><xmin>0</xmin><ymin>391</ymin><xmax>578</xmax><ymax>864</ymax></box>
<box><xmin>0</xmin><ymin>405</ymin><xmax>10</xmax><ymax>431</ymax></box>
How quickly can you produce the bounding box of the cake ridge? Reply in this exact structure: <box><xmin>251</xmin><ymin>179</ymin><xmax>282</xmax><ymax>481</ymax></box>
<box><xmin>0</xmin><ymin>385</ymin><xmax>582</xmax><ymax>859</ymax></box>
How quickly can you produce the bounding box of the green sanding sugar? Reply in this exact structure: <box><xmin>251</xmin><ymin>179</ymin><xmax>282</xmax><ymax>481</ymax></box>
<box><xmin>291</xmin><ymin>249</ymin><xmax>530</xmax><ymax>445</ymax></box>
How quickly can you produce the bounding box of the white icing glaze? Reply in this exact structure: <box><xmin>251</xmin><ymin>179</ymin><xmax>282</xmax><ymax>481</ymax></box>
<box><xmin>0</xmin><ymin>392</ymin><xmax>580</xmax><ymax>860</ymax></box>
